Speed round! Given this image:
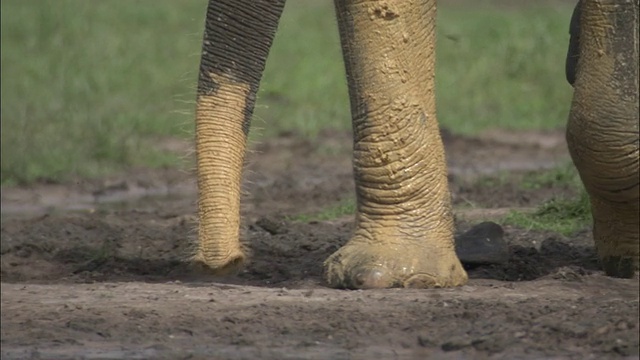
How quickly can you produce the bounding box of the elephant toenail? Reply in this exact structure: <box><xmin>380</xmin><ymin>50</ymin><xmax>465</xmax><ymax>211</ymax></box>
<box><xmin>355</xmin><ymin>268</ymin><xmax>389</xmax><ymax>289</ymax></box>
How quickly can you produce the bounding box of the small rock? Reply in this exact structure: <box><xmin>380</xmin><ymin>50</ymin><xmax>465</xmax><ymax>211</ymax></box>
<box><xmin>455</xmin><ymin>221</ymin><xmax>509</xmax><ymax>266</ymax></box>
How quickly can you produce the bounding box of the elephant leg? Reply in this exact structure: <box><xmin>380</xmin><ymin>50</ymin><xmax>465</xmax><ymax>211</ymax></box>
<box><xmin>566</xmin><ymin>0</ymin><xmax>639</xmax><ymax>278</ymax></box>
<box><xmin>194</xmin><ymin>0</ymin><xmax>286</xmax><ymax>272</ymax></box>
<box><xmin>324</xmin><ymin>0</ymin><xmax>468</xmax><ymax>289</ymax></box>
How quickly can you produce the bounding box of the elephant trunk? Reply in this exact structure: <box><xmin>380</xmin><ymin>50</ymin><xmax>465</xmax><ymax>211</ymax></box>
<box><xmin>194</xmin><ymin>0</ymin><xmax>285</xmax><ymax>271</ymax></box>
<box><xmin>566</xmin><ymin>0</ymin><xmax>639</xmax><ymax>277</ymax></box>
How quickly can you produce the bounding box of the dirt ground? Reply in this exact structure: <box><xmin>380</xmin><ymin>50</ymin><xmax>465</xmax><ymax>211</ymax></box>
<box><xmin>1</xmin><ymin>129</ymin><xmax>639</xmax><ymax>359</ymax></box>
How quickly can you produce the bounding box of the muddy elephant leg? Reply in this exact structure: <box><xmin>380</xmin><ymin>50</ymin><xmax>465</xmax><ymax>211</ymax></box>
<box><xmin>566</xmin><ymin>0</ymin><xmax>639</xmax><ymax>278</ymax></box>
<box><xmin>324</xmin><ymin>0</ymin><xmax>468</xmax><ymax>289</ymax></box>
<box><xmin>194</xmin><ymin>0</ymin><xmax>286</xmax><ymax>272</ymax></box>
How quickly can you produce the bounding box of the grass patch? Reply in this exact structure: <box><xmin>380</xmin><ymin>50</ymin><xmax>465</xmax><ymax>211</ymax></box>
<box><xmin>520</xmin><ymin>163</ymin><xmax>582</xmax><ymax>190</ymax></box>
<box><xmin>436</xmin><ymin>4</ymin><xmax>574</xmax><ymax>134</ymax></box>
<box><xmin>503</xmin><ymin>191</ymin><xmax>591</xmax><ymax>236</ymax></box>
<box><xmin>469</xmin><ymin>162</ymin><xmax>581</xmax><ymax>191</ymax></box>
<box><xmin>289</xmin><ymin>198</ymin><xmax>356</xmax><ymax>223</ymax></box>
<box><xmin>1</xmin><ymin>0</ymin><xmax>204</xmax><ymax>184</ymax></box>
<box><xmin>504</xmin><ymin>164</ymin><xmax>591</xmax><ymax>236</ymax></box>
<box><xmin>2</xmin><ymin>0</ymin><xmax>574</xmax><ymax>184</ymax></box>
<box><xmin>471</xmin><ymin>164</ymin><xmax>591</xmax><ymax>235</ymax></box>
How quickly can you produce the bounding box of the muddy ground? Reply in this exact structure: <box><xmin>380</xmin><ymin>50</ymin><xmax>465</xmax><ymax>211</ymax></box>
<box><xmin>1</xmin><ymin>129</ymin><xmax>638</xmax><ymax>359</ymax></box>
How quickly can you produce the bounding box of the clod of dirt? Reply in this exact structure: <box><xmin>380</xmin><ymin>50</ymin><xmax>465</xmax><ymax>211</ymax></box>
<box><xmin>254</xmin><ymin>217</ymin><xmax>288</xmax><ymax>235</ymax></box>
<box><xmin>441</xmin><ymin>337</ymin><xmax>472</xmax><ymax>351</ymax></box>
<box><xmin>455</xmin><ymin>221</ymin><xmax>509</xmax><ymax>266</ymax></box>
<box><xmin>471</xmin><ymin>335</ymin><xmax>514</xmax><ymax>354</ymax></box>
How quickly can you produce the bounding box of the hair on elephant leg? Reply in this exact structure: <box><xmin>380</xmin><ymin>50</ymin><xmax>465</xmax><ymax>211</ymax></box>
<box><xmin>193</xmin><ymin>0</ymin><xmax>286</xmax><ymax>273</ymax></box>
<box><xmin>566</xmin><ymin>0</ymin><xmax>639</xmax><ymax>278</ymax></box>
<box><xmin>324</xmin><ymin>0</ymin><xmax>468</xmax><ymax>289</ymax></box>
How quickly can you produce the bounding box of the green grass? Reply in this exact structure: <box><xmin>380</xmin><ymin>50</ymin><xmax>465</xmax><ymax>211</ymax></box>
<box><xmin>471</xmin><ymin>162</ymin><xmax>582</xmax><ymax>190</ymax></box>
<box><xmin>502</xmin><ymin>164</ymin><xmax>592</xmax><ymax>236</ymax></box>
<box><xmin>289</xmin><ymin>198</ymin><xmax>356</xmax><ymax>223</ymax></box>
<box><xmin>1</xmin><ymin>0</ymin><xmax>574</xmax><ymax>184</ymax></box>
<box><xmin>519</xmin><ymin>162</ymin><xmax>582</xmax><ymax>190</ymax></box>
<box><xmin>503</xmin><ymin>191</ymin><xmax>591</xmax><ymax>236</ymax></box>
<box><xmin>1</xmin><ymin>0</ymin><xmax>205</xmax><ymax>184</ymax></box>
<box><xmin>468</xmin><ymin>164</ymin><xmax>591</xmax><ymax>235</ymax></box>
<box><xmin>436</xmin><ymin>5</ymin><xmax>574</xmax><ymax>134</ymax></box>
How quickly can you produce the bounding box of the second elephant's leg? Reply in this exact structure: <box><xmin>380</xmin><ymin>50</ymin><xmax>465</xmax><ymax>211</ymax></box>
<box><xmin>567</xmin><ymin>0</ymin><xmax>639</xmax><ymax>278</ymax></box>
<box><xmin>325</xmin><ymin>0</ymin><xmax>467</xmax><ymax>289</ymax></box>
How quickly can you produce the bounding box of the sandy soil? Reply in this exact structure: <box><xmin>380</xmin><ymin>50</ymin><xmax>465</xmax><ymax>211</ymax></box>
<box><xmin>1</xmin><ymin>129</ymin><xmax>638</xmax><ymax>359</ymax></box>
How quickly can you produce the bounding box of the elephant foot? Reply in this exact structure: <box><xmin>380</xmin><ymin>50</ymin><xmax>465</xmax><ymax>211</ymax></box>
<box><xmin>597</xmin><ymin>240</ymin><xmax>639</xmax><ymax>279</ymax></box>
<box><xmin>591</xmin><ymin>198</ymin><xmax>639</xmax><ymax>279</ymax></box>
<box><xmin>601</xmin><ymin>256</ymin><xmax>638</xmax><ymax>279</ymax></box>
<box><xmin>324</xmin><ymin>234</ymin><xmax>468</xmax><ymax>289</ymax></box>
<box><xmin>594</xmin><ymin>228</ymin><xmax>639</xmax><ymax>279</ymax></box>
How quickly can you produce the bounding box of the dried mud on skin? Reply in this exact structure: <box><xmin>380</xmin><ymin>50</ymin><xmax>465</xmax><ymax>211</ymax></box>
<box><xmin>1</xmin><ymin>130</ymin><xmax>639</xmax><ymax>360</ymax></box>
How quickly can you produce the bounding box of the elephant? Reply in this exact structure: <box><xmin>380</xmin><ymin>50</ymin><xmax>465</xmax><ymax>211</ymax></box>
<box><xmin>191</xmin><ymin>0</ymin><xmax>639</xmax><ymax>288</ymax></box>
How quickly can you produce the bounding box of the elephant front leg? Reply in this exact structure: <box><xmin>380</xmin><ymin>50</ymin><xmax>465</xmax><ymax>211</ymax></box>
<box><xmin>566</xmin><ymin>0</ymin><xmax>639</xmax><ymax>278</ymax></box>
<box><xmin>325</xmin><ymin>0</ymin><xmax>467</xmax><ymax>289</ymax></box>
<box><xmin>193</xmin><ymin>0</ymin><xmax>285</xmax><ymax>272</ymax></box>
